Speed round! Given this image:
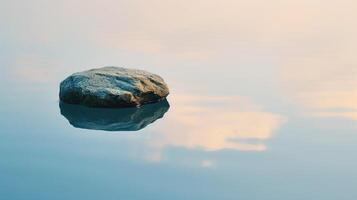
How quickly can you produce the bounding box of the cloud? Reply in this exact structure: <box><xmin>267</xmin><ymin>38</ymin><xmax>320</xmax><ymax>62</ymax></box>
<box><xmin>143</xmin><ymin>94</ymin><xmax>286</xmax><ymax>162</ymax></box>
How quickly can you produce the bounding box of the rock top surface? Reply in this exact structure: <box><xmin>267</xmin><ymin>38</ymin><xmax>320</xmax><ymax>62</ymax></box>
<box><xmin>59</xmin><ymin>66</ymin><xmax>169</xmax><ymax>107</ymax></box>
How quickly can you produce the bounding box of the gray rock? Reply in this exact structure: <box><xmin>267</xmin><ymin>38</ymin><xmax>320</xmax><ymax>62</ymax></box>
<box><xmin>59</xmin><ymin>100</ymin><xmax>170</xmax><ymax>131</ymax></box>
<box><xmin>59</xmin><ymin>66</ymin><xmax>169</xmax><ymax>107</ymax></box>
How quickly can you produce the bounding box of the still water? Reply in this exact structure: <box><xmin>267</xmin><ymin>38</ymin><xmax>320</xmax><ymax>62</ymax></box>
<box><xmin>1</xmin><ymin>0</ymin><xmax>357</xmax><ymax>199</ymax></box>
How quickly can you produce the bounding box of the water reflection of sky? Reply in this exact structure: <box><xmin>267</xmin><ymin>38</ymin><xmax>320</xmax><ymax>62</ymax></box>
<box><xmin>146</xmin><ymin>95</ymin><xmax>286</xmax><ymax>157</ymax></box>
<box><xmin>1</xmin><ymin>0</ymin><xmax>357</xmax><ymax>199</ymax></box>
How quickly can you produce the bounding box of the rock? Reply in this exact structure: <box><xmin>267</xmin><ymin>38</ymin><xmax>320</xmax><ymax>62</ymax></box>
<box><xmin>59</xmin><ymin>66</ymin><xmax>169</xmax><ymax>107</ymax></box>
<box><xmin>59</xmin><ymin>99</ymin><xmax>170</xmax><ymax>131</ymax></box>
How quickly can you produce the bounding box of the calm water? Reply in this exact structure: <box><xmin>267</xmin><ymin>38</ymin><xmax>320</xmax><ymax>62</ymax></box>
<box><xmin>1</xmin><ymin>0</ymin><xmax>357</xmax><ymax>199</ymax></box>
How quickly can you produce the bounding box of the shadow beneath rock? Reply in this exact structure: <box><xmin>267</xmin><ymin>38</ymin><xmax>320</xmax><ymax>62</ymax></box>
<box><xmin>59</xmin><ymin>100</ymin><xmax>170</xmax><ymax>131</ymax></box>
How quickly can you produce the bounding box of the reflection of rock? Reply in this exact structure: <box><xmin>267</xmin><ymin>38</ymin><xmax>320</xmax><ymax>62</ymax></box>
<box><xmin>59</xmin><ymin>66</ymin><xmax>169</xmax><ymax>108</ymax></box>
<box><xmin>59</xmin><ymin>100</ymin><xmax>170</xmax><ymax>131</ymax></box>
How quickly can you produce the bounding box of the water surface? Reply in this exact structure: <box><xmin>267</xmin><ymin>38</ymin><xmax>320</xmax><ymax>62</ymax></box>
<box><xmin>1</xmin><ymin>0</ymin><xmax>357</xmax><ymax>199</ymax></box>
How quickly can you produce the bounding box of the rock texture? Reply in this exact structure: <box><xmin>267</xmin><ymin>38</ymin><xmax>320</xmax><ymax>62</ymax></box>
<box><xmin>60</xmin><ymin>100</ymin><xmax>170</xmax><ymax>131</ymax></box>
<box><xmin>59</xmin><ymin>66</ymin><xmax>169</xmax><ymax>107</ymax></box>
